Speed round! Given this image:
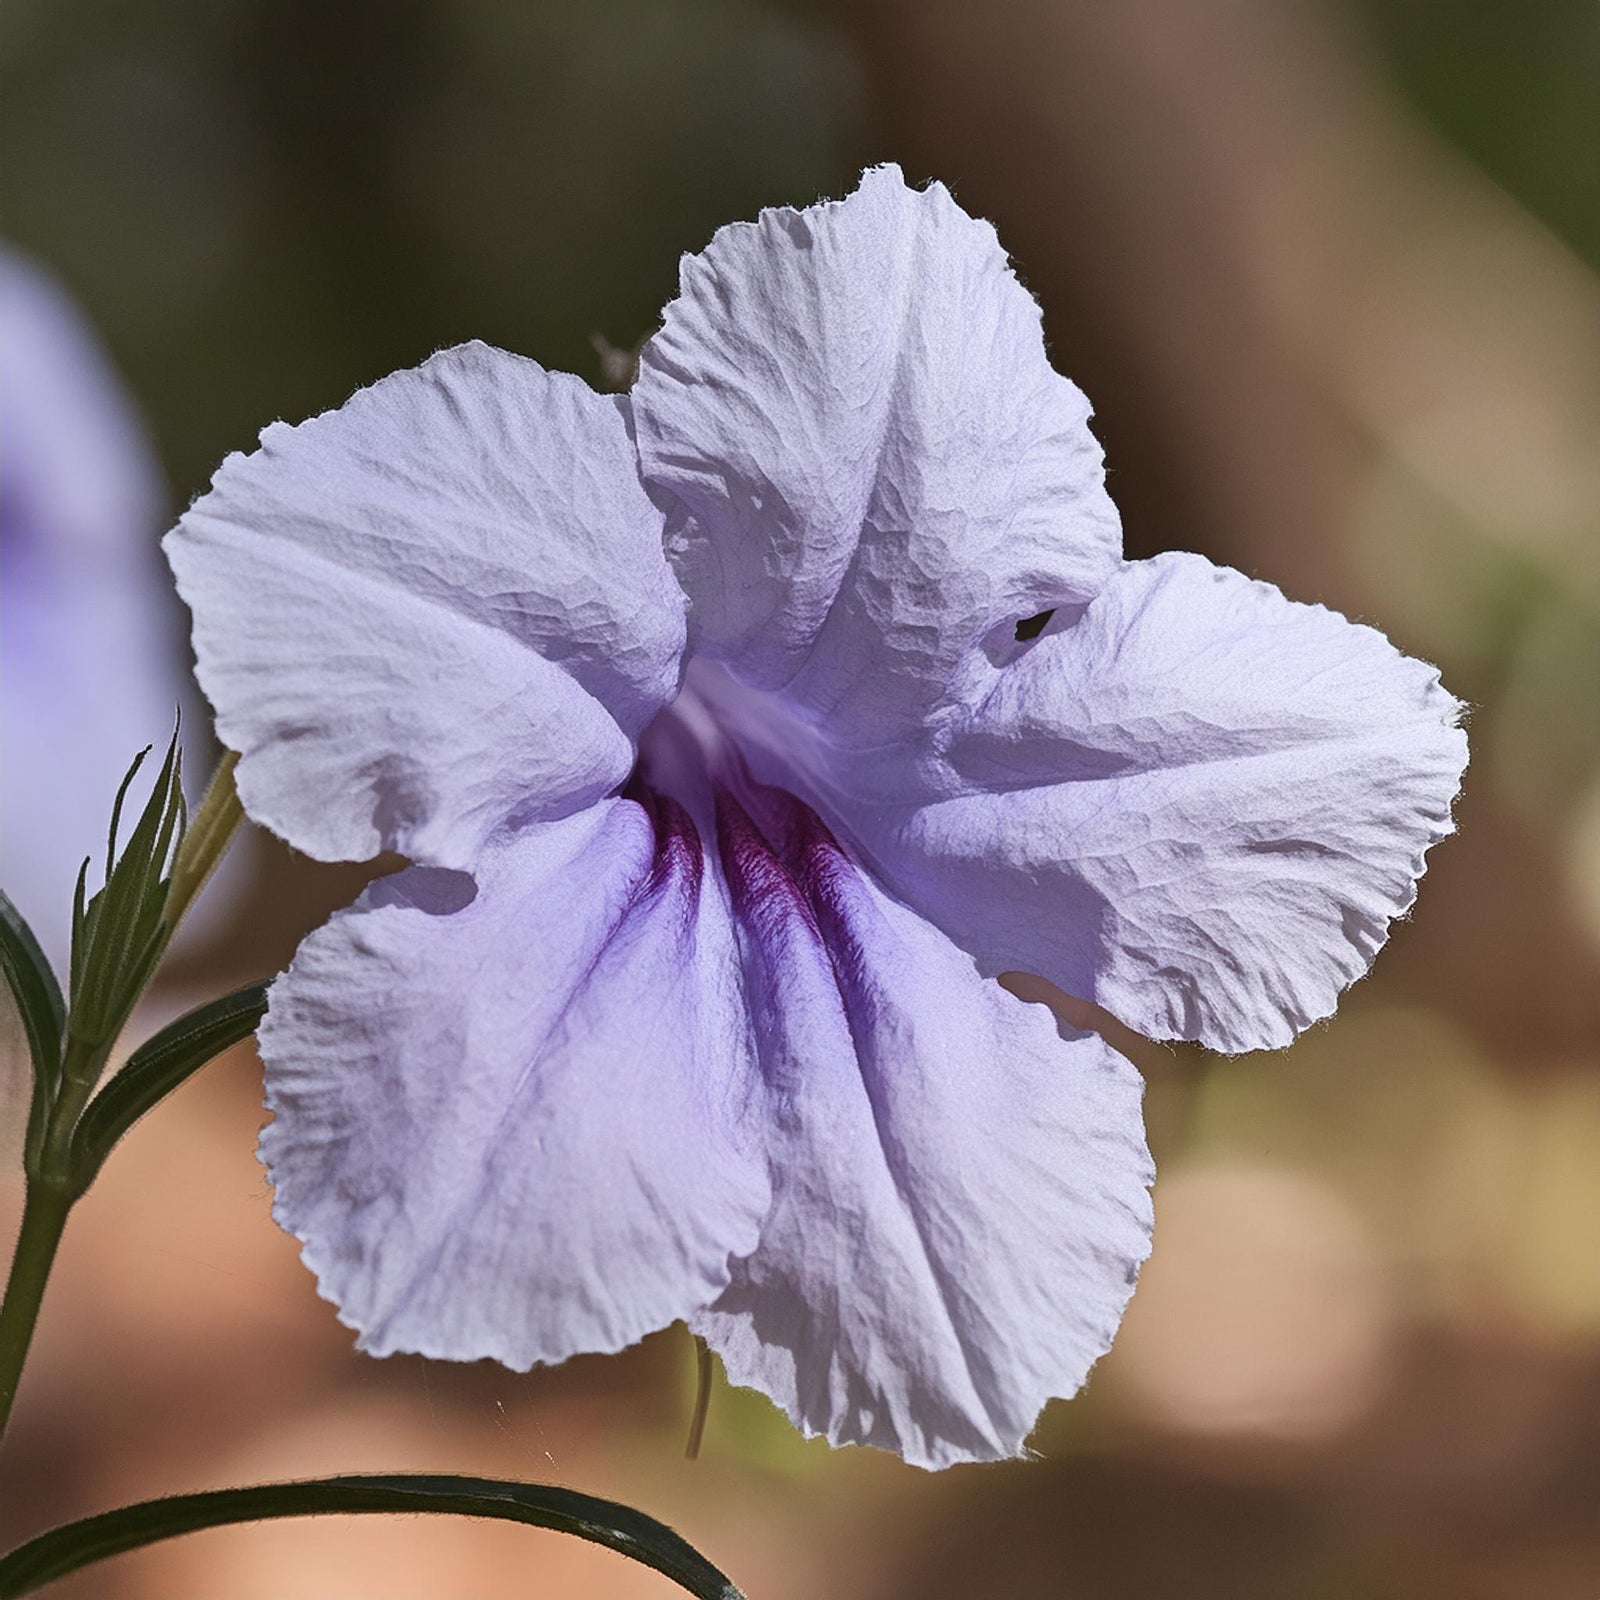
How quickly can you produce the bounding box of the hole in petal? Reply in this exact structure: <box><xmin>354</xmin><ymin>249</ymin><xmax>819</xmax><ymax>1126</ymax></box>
<box><xmin>981</xmin><ymin>601</ymin><xmax>1087</xmax><ymax>667</ymax></box>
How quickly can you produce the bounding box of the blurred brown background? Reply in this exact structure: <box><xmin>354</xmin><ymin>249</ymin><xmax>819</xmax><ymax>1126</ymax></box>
<box><xmin>3</xmin><ymin>1</ymin><xmax>1599</xmax><ymax>1595</ymax></box>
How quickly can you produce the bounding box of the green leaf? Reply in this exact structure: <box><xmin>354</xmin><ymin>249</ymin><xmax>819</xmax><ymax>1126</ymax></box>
<box><xmin>103</xmin><ymin>742</ymin><xmax>153</xmax><ymax>890</ymax></box>
<box><xmin>68</xmin><ymin>983</ymin><xmax>268</xmax><ymax>1191</ymax></box>
<box><xmin>0</xmin><ymin>1475</ymin><xmax>746</xmax><ymax>1599</ymax></box>
<box><xmin>67</xmin><ymin>857</ymin><xmax>88</xmax><ymax>1015</ymax></box>
<box><xmin>0</xmin><ymin>892</ymin><xmax>64</xmax><ymax>1092</ymax></box>
<box><xmin>0</xmin><ymin>891</ymin><xmax>66</xmax><ymax>1173</ymax></box>
<box><xmin>70</xmin><ymin>728</ymin><xmax>186</xmax><ymax>1049</ymax></box>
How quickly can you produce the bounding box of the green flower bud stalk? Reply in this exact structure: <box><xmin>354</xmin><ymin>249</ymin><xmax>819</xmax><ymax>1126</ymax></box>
<box><xmin>0</xmin><ymin>744</ymin><xmax>244</xmax><ymax>1441</ymax></box>
<box><xmin>164</xmin><ymin>750</ymin><xmax>241</xmax><ymax>938</ymax></box>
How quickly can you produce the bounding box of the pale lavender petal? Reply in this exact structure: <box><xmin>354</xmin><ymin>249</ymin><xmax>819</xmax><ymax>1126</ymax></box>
<box><xmin>167</xmin><ymin>342</ymin><xmax>686</xmax><ymax>868</ymax></box>
<box><xmin>853</xmin><ymin>552</ymin><xmax>1468</xmax><ymax>1054</ymax></box>
<box><xmin>0</xmin><ymin>251</ymin><xmax>181</xmax><ymax>968</ymax></box>
<box><xmin>633</xmin><ymin>164</ymin><xmax>1121</xmax><ymax>746</ymax></box>
<box><xmin>692</xmin><ymin>770</ymin><xmax>1153</xmax><ymax>1470</ymax></box>
<box><xmin>259</xmin><ymin>785</ymin><xmax>769</xmax><ymax>1366</ymax></box>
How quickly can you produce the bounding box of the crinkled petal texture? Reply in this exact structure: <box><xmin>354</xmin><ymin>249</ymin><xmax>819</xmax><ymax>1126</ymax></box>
<box><xmin>692</xmin><ymin>772</ymin><xmax>1153</xmax><ymax>1469</ymax></box>
<box><xmin>194</xmin><ymin>167</ymin><xmax>1465</xmax><ymax>1472</ymax></box>
<box><xmin>844</xmin><ymin>552</ymin><xmax>1468</xmax><ymax>1054</ymax></box>
<box><xmin>259</xmin><ymin>786</ymin><xmax>770</xmax><ymax>1366</ymax></box>
<box><xmin>166</xmin><ymin>342</ymin><xmax>686</xmax><ymax>867</ymax></box>
<box><xmin>260</xmin><ymin>739</ymin><xmax>1153</xmax><ymax>1466</ymax></box>
<box><xmin>634</xmin><ymin>163</ymin><xmax>1121</xmax><ymax>751</ymax></box>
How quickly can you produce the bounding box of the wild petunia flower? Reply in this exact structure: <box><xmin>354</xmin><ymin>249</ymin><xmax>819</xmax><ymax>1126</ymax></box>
<box><xmin>166</xmin><ymin>167</ymin><xmax>1466</xmax><ymax>1469</ymax></box>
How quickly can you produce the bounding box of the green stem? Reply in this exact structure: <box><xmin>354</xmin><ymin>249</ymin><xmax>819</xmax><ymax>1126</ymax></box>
<box><xmin>3</xmin><ymin>1036</ymin><xmax>108</xmax><ymax>1444</ymax></box>
<box><xmin>0</xmin><ymin>751</ymin><xmax>243</xmax><ymax>1447</ymax></box>
<box><xmin>38</xmin><ymin>1038</ymin><xmax>111</xmax><ymax>1190</ymax></box>
<box><xmin>0</xmin><ymin>1180</ymin><xmax>72</xmax><ymax>1443</ymax></box>
<box><xmin>684</xmin><ymin>1336</ymin><xmax>715</xmax><ymax>1460</ymax></box>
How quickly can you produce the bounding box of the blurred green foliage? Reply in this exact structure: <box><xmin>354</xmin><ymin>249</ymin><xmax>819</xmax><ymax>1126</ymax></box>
<box><xmin>1360</xmin><ymin>0</ymin><xmax>1600</xmax><ymax>270</ymax></box>
<box><xmin>0</xmin><ymin>0</ymin><xmax>856</xmax><ymax>504</ymax></box>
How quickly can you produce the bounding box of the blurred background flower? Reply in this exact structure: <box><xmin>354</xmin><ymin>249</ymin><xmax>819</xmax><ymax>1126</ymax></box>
<box><xmin>0</xmin><ymin>248</ymin><xmax>195</xmax><ymax>1169</ymax></box>
<box><xmin>1</xmin><ymin>1</ymin><xmax>1597</xmax><ymax>1595</ymax></box>
<box><xmin>0</xmin><ymin>251</ymin><xmax>179</xmax><ymax>971</ymax></box>
<box><xmin>0</xmin><ymin>245</ymin><xmax>248</xmax><ymax>1165</ymax></box>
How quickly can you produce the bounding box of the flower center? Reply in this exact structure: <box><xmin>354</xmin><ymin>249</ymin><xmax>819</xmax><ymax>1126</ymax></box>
<box><xmin>635</xmin><ymin>659</ymin><xmax>829</xmax><ymax>822</ymax></box>
<box><xmin>630</xmin><ymin>663</ymin><xmax>866</xmax><ymax>948</ymax></box>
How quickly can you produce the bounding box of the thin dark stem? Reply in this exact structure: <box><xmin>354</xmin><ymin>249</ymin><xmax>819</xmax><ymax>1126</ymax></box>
<box><xmin>0</xmin><ymin>1180</ymin><xmax>72</xmax><ymax>1443</ymax></box>
<box><xmin>684</xmin><ymin>1336</ymin><xmax>715</xmax><ymax>1460</ymax></box>
<box><xmin>0</xmin><ymin>1474</ymin><xmax>746</xmax><ymax>1599</ymax></box>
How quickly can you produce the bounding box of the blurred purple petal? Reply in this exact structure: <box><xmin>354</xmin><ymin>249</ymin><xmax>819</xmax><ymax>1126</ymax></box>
<box><xmin>0</xmin><ymin>252</ymin><xmax>182</xmax><ymax>967</ymax></box>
